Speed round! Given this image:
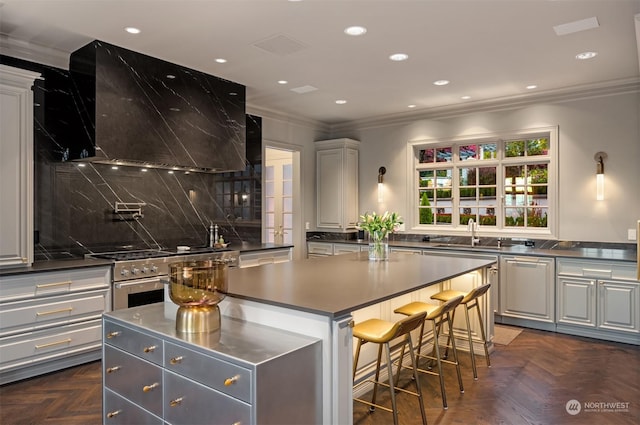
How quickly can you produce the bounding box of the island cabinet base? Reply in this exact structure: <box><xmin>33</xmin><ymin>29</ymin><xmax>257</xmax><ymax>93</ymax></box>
<box><xmin>102</xmin><ymin>303</ymin><xmax>322</xmax><ymax>425</ymax></box>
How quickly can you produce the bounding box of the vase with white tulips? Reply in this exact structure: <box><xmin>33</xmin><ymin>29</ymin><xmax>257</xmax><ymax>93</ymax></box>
<box><xmin>358</xmin><ymin>211</ymin><xmax>403</xmax><ymax>261</ymax></box>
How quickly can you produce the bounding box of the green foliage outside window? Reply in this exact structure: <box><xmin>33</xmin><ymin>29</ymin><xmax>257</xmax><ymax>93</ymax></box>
<box><xmin>419</xmin><ymin>192</ymin><xmax>433</xmax><ymax>224</ymax></box>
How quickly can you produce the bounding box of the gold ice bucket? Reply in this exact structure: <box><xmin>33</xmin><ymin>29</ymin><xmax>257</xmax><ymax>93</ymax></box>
<box><xmin>168</xmin><ymin>259</ymin><xmax>228</xmax><ymax>333</ymax></box>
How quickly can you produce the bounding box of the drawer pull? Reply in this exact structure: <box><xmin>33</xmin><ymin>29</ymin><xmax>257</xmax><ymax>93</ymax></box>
<box><xmin>143</xmin><ymin>383</ymin><xmax>159</xmax><ymax>392</ymax></box>
<box><xmin>35</xmin><ymin>338</ymin><xmax>72</xmax><ymax>349</ymax></box>
<box><xmin>143</xmin><ymin>345</ymin><xmax>157</xmax><ymax>353</ymax></box>
<box><xmin>106</xmin><ymin>331</ymin><xmax>121</xmax><ymax>339</ymax></box>
<box><xmin>36</xmin><ymin>307</ymin><xmax>74</xmax><ymax>316</ymax></box>
<box><xmin>36</xmin><ymin>281</ymin><xmax>72</xmax><ymax>289</ymax></box>
<box><xmin>170</xmin><ymin>356</ymin><xmax>183</xmax><ymax>364</ymax></box>
<box><xmin>224</xmin><ymin>375</ymin><xmax>240</xmax><ymax>386</ymax></box>
<box><xmin>106</xmin><ymin>366</ymin><xmax>121</xmax><ymax>374</ymax></box>
<box><xmin>106</xmin><ymin>410</ymin><xmax>121</xmax><ymax>419</ymax></box>
<box><xmin>169</xmin><ymin>397</ymin><xmax>183</xmax><ymax>407</ymax></box>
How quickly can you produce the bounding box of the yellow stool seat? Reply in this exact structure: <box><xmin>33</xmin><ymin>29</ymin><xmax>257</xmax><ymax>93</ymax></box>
<box><xmin>393</xmin><ymin>301</ymin><xmax>439</xmax><ymax>318</ymax></box>
<box><xmin>353</xmin><ymin>319</ymin><xmax>396</xmax><ymax>343</ymax></box>
<box><xmin>430</xmin><ymin>283</ymin><xmax>491</xmax><ymax>380</ymax></box>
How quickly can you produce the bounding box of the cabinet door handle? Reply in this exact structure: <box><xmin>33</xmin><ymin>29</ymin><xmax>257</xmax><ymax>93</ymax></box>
<box><xmin>106</xmin><ymin>366</ymin><xmax>121</xmax><ymax>374</ymax></box>
<box><xmin>36</xmin><ymin>307</ymin><xmax>74</xmax><ymax>316</ymax></box>
<box><xmin>106</xmin><ymin>410</ymin><xmax>121</xmax><ymax>419</ymax></box>
<box><xmin>143</xmin><ymin>345</ymin><xmax>157</xmax><ymax>353</ymax></box>
<box><xmin>35</xmin><ymin>338</ymin><xmax>72</xmax><ymax>349</ymax></box>
<box><xmin>224</xmin><ymin>375</ymin><xmax>240</xmax><ymax>386</ymax></box>
<box><xmin>106</xmin><ymin>331</ymin><xmax>121</xmax><ymax>339</ymax></box>
<box><xmin>142</xmin><ymin>382</ymin><xmax>159</xmax><ymax>392</ymax></box>
<box><xmin>169</xmin><ymin>397</ymin><xmax>183</xmax><ymax>407</ymax></box>
<box><xmin>36</xmin><ymin>281</ymin><xmax>72</xmax><ymax>289</ymax></box>
<box><xmin>170</xmin><ymin>356</ymin><xmax>183</xmax><ymax>364</ymax></box>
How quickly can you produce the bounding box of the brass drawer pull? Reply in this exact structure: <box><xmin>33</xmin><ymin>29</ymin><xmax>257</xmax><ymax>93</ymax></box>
<box><xmin>142</xmin><ymin>382</ymin><xmax>159</xmax><ymax>392</ymax></box>
<box><xmin>106</xmin><ymin>366</ymin><xmax>121</xmax><ymax>374</ymax></box>
<box><xmin>224</xmin><ymin>375</ymin><xmax>240</xmax><ymax>386</ymax></box>
<box><xmin>35</xmin><ymin>338</ymin><xmax>72</xmax><ymax>349</ymax></box>
<box><xmin>170</xmin><ymin>356</ymin><xmax>183</xmax><ymax>364</ymax></box>
<box><xmin>36</xmin><ymin>307</ymin><xmax>74</xmax><ymax>316</ymax></box>
<box><xmin>143</xmin><ymin>345</ymin><xmax>157</xmax><ymax>353</ymax></box>
<box><xmin>169</xmin><ymin>397</ymin><xmax>183</xmax><ymax>407</ymax></box>
<box><xmin>106</xmin><ymin>331</ymin><xmax>121</xmax><ymax>339</ymax></box>
<box><xmin>106</xmin><ymin>410</ymin><xmax>121</xmax><ymax>419</ymax></box>
<box><xmin>36</xmin><ymin>281</ymin><xmax>72</xmax><ymax>289</ymax></box>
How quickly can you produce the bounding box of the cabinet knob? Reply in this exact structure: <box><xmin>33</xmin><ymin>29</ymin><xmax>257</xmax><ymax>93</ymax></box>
<box><xmin>143</xmin><ymin>345</ymin><xmax>157</xmax><ymax>353</ymax></box>
<box><xmin>106</xmin><ymin>410</ymin><xmax>121</xmax><ymax>419</ymax></box>
<box><xmin>170</xmin><ymin>356</ymin><xmax>183</xmax><ymax>364</ymax></box>
<box><xmin>106</xmin><ymin>366</ymin><xmax>120</xmax><ymax>374</ymax></box>
<box><xmin>169</xmin><ymin>397</ymin><xmax>183</xmax><ymax>407</ymax></box>
<box><xmin>106</xmin><ymin>331</ymin><xmax>121</xmax><ymax>339</ymax></box>
<box><xmin>224</xmin><ymin>375</ymin><xmax>240</xmax><ymax>386</ymax></box>
<box><xmin>143</xmin><ymin>382</ymin><xmax>159</xmax><ymax>392</ymax></box>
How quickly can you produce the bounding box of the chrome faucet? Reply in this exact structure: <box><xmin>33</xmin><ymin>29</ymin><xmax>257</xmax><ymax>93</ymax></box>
<box><xmin>468</xmin><ymin>218</ymin><xmax>480</xmax><ymax>247</ymax></box>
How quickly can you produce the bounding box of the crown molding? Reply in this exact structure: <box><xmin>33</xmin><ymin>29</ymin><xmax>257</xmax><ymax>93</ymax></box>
<box><xmin>0</xmin><ymin>35</ymin><xmax>70</xmax><ymax>69</ymax></box>
<box><xmin>246</xmin><ymin>103</ymin><xmax>331</xmax><ymax>134</ymax></box>
<box><xmin>329</xmin><ymin>78</ymin><xmax>640</xmax><ymax>134</ymax></box>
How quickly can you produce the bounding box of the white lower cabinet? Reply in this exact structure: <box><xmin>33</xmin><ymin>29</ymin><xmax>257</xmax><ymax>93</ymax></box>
<box><xmin>498</xmin><ymin>255</ymin><xmax>555</xmax><ymax>330</ymax></box>
<box><xmin>557</xmin><ymin>258</ymin><xmax>639</xmax><ymax>345</ymax></box>
<box><xmin>238</xmin><ymin>248</ymin><xmax>292</xmax><ymax>268</ymax></box>
<box><xmin>0</xmin><ymin>265</ymin><xmax>111</xmax><ymax>384</ymax></box>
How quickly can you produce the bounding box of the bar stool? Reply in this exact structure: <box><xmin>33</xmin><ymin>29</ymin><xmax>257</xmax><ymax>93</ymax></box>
<box><xmin>430</xmin><ymin>283</ymin><xmax>491</xmax><ymax>380</ymax></box>
<box><xmin>352</xmin><ymin>311</ymin><xmax>429</xmax><ymax>425</ymax></box>
<box><xmin>393</xmin><ymin>295</ymin><xmax>464</xmax><ymax>410</ymax></box>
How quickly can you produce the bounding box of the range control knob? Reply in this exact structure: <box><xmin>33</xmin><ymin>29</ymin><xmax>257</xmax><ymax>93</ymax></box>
<box><xmin>120</xmin><ymin>268</ymin><xmax>129</xmax><ymax>277</ymax></box>
<box><xmin>142</xmin><ymin>266</ymin><xmax>149</xmax><ymax>274</ymax></box>
<box><xmin>150</xmin><ymin>265</ymin><xmax>158</xmax><ymax>273</ymax></box>
<box><xmin>131</xmin><ymin>267</ymin><xmax>140</xmax><ymax>275</ymax></box>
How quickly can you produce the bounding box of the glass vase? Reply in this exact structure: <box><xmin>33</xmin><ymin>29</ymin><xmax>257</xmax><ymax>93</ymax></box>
<box><xmin>368</xmin><ymin>231</ymin><xmax>389</xmax><ymax>261</ymax></box>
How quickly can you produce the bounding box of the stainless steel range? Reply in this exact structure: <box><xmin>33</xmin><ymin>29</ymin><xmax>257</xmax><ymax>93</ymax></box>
<box><xmin>88</xmin><ymin>249</ymin><xmax>239</xmax><ymax>310</ymax></box>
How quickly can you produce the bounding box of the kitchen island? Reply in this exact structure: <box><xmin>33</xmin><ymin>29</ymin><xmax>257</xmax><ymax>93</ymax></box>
<box><xmin>218</xmin><ymin>251</ymin><xmax>496</xmax><ymax>424</ymax></box>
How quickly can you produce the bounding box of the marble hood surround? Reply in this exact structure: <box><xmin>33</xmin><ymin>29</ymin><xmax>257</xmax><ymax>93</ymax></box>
<box><xmin>67</xmin><ymin>40</ymin><xmax>247</xmax><ymax>173</ymax></box>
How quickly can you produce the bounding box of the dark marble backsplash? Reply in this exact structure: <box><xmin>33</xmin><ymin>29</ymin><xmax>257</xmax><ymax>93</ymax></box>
<box><xmin>1</xmin><ymin>55</ymin><xmax>261</xmax><ymax>260</ymax></box>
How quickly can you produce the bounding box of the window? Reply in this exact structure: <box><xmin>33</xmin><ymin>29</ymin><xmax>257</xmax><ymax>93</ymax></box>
<box><xmin>410</xmin><ymin>127</ymin><xmax>557</xmax><ymax>237</ymax></box>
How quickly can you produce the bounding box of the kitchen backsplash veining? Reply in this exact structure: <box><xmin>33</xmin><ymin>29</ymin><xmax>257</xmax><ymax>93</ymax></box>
<box><xmin>1</xmin><ymin>54</ymin><xmax>262</xmax><ymax>260</ymax></box>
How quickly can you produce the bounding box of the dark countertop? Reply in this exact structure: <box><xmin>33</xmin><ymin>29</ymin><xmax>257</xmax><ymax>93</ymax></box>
<box><xmin>0</xmin><ymin>243</ymin><xmax>293</xmax><ymax>277</ymax></box>
<box><xmin>226</xmin><ymin>251</ymin><xmax>496</xmax><ymax>318</ymax></box>
<box><xmin>310</xmin><ymin>238</ymin><xmax>637</xmax><ymax>263</ymax></box>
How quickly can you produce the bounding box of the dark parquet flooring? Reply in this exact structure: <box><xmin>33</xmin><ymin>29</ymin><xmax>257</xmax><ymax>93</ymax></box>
<box><xmin>0</xmin><ymin>326</ymin><xmax>638</xmax><ymax>425</ymax></box>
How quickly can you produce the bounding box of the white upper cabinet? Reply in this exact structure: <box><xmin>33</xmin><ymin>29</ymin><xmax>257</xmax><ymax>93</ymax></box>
<box><xmin>0</xmin><ymin>65</ymin><xmax>40</xmax><ymax>268</ymax></box>
<box><xmin>316</xmin><ymin>138</ymin><xmax>359</xmax><ymax>231</ymax></box>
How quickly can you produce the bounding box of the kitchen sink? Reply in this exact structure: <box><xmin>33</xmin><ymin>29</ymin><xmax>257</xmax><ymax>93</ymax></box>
<box><xmin>433</xmin><ymin>243</ymin><xmax>503</xmax><ymax>251</ymax></box>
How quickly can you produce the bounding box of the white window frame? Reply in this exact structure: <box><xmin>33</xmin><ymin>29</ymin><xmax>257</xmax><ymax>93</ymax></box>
<box><xmin>406</xmin><ymin>126</ymin><xmax>558</xmax><ymax>238</ymax></box>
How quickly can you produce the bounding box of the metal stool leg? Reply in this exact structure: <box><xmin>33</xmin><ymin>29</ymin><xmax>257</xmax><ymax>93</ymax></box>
<box><xmin>475</xmin><ymin>301</ymin><xmax>491</xmax><ymax>367</ymax></box>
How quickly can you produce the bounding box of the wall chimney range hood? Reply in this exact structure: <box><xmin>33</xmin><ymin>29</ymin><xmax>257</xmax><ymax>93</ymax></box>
<box><xmin>67</xmin><ymin>40</ymin><xmax>246</xmax><ymax>173</ymax></box>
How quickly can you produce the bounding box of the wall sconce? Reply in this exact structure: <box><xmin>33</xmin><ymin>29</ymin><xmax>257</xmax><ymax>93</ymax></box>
<box><xmin>240</xmin><ymin>186</ymin><xmax>249</xmax><ymax>205</ymax></box>
<box><xmin>594</xmin><ymin>152</ymin><xmax>607</xmax><ymax>201</ymax></box>
<box><xmin>378</xmin><ymin>166</ymin><xmax>386</xmax><ymax>203</ymax></box>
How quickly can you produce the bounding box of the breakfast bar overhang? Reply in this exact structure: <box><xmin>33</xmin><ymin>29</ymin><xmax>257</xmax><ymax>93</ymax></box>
<box><xmin>219</xmin><ymin>251</ymin><xmax>497</xmax><ymax>424</ymax></box>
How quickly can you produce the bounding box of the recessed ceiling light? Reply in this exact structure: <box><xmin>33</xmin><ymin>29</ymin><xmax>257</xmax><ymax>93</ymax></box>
<box><xmin>389</xmin><ymin>53</ymin><xmax>408</xmax><ymax>62</ymax></box>
<box><xmin>168</xmin><ymin>170</ymin><xmax>174</xmax><ymax>174</ymax></box>
<box><xmin>141</xmin><ymin>168</ymin><xmax>148</xmax><ymax>172</ymax></box>
<box><xmin>111</xmin><ymin>166</ymin><xmax>119</xmax><ymax>170</ymax></box>
<box><xmin>278</xmin><ymin>80</ymin><xmax>288</xmax><ymax>85</ymax></box>
<box><xmin>78</xmin><ymin>163</ymin><xmax>86</xmax><ymax>167</ymax></box>
<box><xmin>215</xmin><ymin>58</ymin><xmax>227</xmax><ymax>63</ymax></box>
<box><xmin>125</xmin><ymin>27</ymin><xmax>140</xmax><ymax>34</ymax></box>
<box><xmin>461</xmin><ymin>95</ymin><xmax>471</xmax><ymax>100</ymax></box>
<box><xmin>433</xmin><ymin>80</ymin><xmax>450</xmax><ymax>86</ymax></box>
<box><xmin>335</xmin><ymin>100</ymin><xmax>347</xmax><ymax>104</ymax></box>
<box><xmin>526</xmin><ymin>84</ymin><xmax>538</xmax><ymax>90</ymax></box>
<box><xmin>408</xmin><ymin>104</ymin><xmax>417</xmax><ymax>108</ymax></box>
<box><xmin>576</xmin><ymin>51</ymin><xmax>597</xmax><ymax>60</ymax></box>
<box><xmin>344</xmin><ymin>26</ymin><xmax>367</xmax><ymax>36</ymax></box>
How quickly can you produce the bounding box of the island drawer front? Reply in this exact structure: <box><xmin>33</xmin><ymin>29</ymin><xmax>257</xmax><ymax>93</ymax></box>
<box><xmin>104</xmin><ymin>345</ymin><xmax>163</xmax><ymax>417</ymax></box>
<box><xmin>103</xmin><ymin>319</ymin><xmax>163</xmax><ymax>366</ymax></box>
<box><xmin>557</xmin><ymin>259</ymin><xmax>638</xmax><ymax>281</ymax></box>
<box><xmin>0</xmin><ymin>267</ymin><xmax>110</xmax><ymax>302</ymax></box>
<box><xmin>104</xmin><ymin>388</ymin><xmax>162</xmax><ymax>425</ymax></box>
<box><xmin>164</xmin><ymin>341</ymin><xmax>252</xmax><ymax>403</ymax></box>
<box><xmin>0</xmin><ymin>289</ymin><xmax>109</xmax><ymax>337</ymax></box>
<box><xmin>164</xmin><ymin>369</ymin><xmax>251</xmax><ymax>425</ymax></box>
<box><xmin>0</xmin><ymin>319</ymin><xmax>102</xmax><ymax>370</ymax></box>
<box><xmin>307</xmin><ymin>242</ymin><xmax>333</xmax><ymax>256</ymax></box>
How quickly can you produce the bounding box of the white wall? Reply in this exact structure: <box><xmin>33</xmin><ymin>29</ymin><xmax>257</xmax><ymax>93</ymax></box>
<box><xmin>352</xmin><ymin>90</ymin><xmax>640</xmax><ymax>243</ymax></box>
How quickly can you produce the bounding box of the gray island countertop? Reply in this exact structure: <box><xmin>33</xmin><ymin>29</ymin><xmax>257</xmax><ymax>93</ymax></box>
<box><xmin>226</xmin><ymin>251</ymin><xmax>496</xmax><ymax>318</ymax></box>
